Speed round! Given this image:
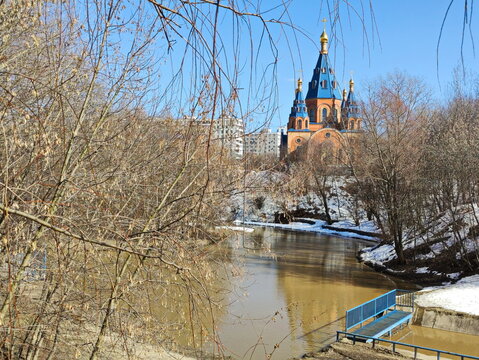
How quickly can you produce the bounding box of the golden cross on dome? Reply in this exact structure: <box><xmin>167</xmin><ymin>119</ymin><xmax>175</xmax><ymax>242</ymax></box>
<box><xmin>321</xmin><ymin>18</ymin><xmax>327</xmax><ymax>30</ymax></box>
<box><xmin>349</xmin><ymin>71</ymin><xmax>355</xmax><ymax>91</ymax></box>
<box><xmin>296</xmin><ymin>69</ymin><xmax>303</xmax><ymax>91</ymax></box>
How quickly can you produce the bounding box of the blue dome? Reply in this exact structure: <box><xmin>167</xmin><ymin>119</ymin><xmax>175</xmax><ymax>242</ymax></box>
<box><xmin>346</xmin><ymin>88</ymin><xmax>360</xmax><ymax>118</ymax></box>
<box><xmin>289</xmin><ymin>85</ymin><xmax>308</xmax><ymax>118</ymax></box>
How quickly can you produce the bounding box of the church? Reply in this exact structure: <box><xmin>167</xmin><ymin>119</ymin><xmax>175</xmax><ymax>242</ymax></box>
<box><xmin>280</xmin><ymin>28</ymin><xmax>362</xmax><ymax>161</ymax></box>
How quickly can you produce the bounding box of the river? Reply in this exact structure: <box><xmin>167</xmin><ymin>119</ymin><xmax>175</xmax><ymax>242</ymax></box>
<box><xmin>211</xmin><ymin>227</ymin><xmax>479</xmax><ymax>359</ymax></box>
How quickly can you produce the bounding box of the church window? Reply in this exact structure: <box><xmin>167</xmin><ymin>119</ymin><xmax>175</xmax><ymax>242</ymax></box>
<box><xmin>331</xmin><ymin>81</ymin><xmax>336</xmax><ymax>89</ymax></box>
<box><xmin>333</xmin><ymin>108</ymin><xmax>337</xmax><ymax>118</ymax></box>
<box><xmin>321</xmin><ymin>80</ymin><xmax>327</xmax><ymax>88</ymax></box>
<box><xmin>350</xmin><ymin>120</ymin><xmax>355</xmax><ymax>130</ymax></box>
<box><xmin>321</xmin><ymin>67</ymin><xmax>326</xmax><ymax>73</ymax></box>
<box><xmin>312</xmin><ymin>80</ymin><xmax>317</xmax><ymax>89</ymax></box>
<box><xmin>315</xmin><ymin>67</ymin><xmax>320</xmax><ymax>74</ymax></box>
<box><xmin>325</xmin><ymin>132</ymin><xmax>331</xmax><ymax>138</ymax></box>
<box><xmin>329</xmin><ymin>68</ymin><xmax>334</xmax><ymax>74</ymax></box>
<box><xmin>322</xmin><ymin>108</ymin><xmax>327</xmax><ymax>122</ymax></box>
<box><xmin>295</xmin><ymin>138</ymin><xmax>301</xmax><ymax>143</ymax></box>
<box><xmin>309</xmin><ymin>109</ymin><xmax>315</xmax><ymax>122</ymax></box>
<box><xmin>298</xmin><ymin>119</ymin><xmax>302</xmax><ymax>129</ymax></box>
<box><xmin>305</xmin><ymin>120</ymin><xmax>309</xmax><ymax>127</ymax></box>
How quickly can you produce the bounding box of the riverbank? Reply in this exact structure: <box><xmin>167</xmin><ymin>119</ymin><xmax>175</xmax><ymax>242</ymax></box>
<box><xmin>236</xmin><ymin>216</ymin><xmax>477</xmax><ymax>286</ymax></box>
<box><xmin>241</xmin><ymin>219</ymin><xmax>381</xmax><ymax>242</ymax></box>
<box><xmin>230</xmin><ymin>171</ymin><xmax>479</xmax><ymax>285</ymax></box>
<box><xmin>413</xmin><ymin>275</ymin><xmax>479</xmax><ymax>335</ymax></box>
<box><xmin>236</xmin><ymin>221</ymin><xmax>479</xmax><ymax>355</ymax></box>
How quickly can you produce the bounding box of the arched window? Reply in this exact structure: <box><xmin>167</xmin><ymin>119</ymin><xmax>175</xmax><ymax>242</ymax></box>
<box><xmin>309</xmin><ymin>109</ymin><xmax>315</xmax><ymax>122</ymax></box>
<box><xmin>350</xmin><ymin>120</ymin><xmax>355</xmax><ymax>130</ymax></box>
<box><xmin>356</xmin><ymin>120</ymin><xmax>361</xmax><ymax>129</ymax></box>
<box><xmin>332</xmin><ymin>108</ymin><xmax>337</xmax><ymax>119</ymax></box>
<box><xmin>298</xmin><ymin>119</ymin><xmax>302</xmax><ymax>129</ymax></box>
<box><xmin>305</xmin><ymin>120</ymin><xmax>309</xmax><ymax>128</ymax></box>
<box><xmin>322</xmin><ymin>108</ymin><xmax>327</xmax><ymax>122</ymax></box>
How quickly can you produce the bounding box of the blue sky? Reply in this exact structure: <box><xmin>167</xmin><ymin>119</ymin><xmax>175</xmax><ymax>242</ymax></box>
<box><xmin>262</xmin><ymin>0</ymin><xmax>478</xmax><ymax>130</ymax></box>
<box><xmin>141</xmin><ymin>1</ymin><xmax>477</xmax><ymax>130</ymax></box>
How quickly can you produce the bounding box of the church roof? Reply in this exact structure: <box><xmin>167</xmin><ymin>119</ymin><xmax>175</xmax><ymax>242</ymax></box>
<box><xmin>345</xmin><ymin>79</ymin><xmax>360</xmax><ymax>118</ymax></box>
<box><xmin>306</xmin><ymin>54</ymin><xmax>343</xmax><ymax>100</ymax></box>
<box><xmin>289</xmin><ymin>78</ymin><xmax>308</xmax><ymax>118</ymax></box>
<box><xmin>306</xmin><ymin>31</ymin><xmax>342</xmax><ymax>100</ymax></box>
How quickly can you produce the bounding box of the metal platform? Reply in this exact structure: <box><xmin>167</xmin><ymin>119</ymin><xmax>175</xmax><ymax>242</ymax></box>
<box><xmin>345</xmin><ymin>289</ymin><xmax>414</xmax><ymax>342</ymax></box>
<box><xmin>350</xmin><ymin>310</ymin><xmax>412</xmax><ymax>340</ymax></box>
<box><xmin>339</xmin><ymin>290</ymin><xmax>479</xmax><ymax>359</ymax></box>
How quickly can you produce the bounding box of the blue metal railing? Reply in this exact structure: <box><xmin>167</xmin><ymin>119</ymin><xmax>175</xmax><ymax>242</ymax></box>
<box><xmin>337</xmin><ymin>331</ymin><xmax>479</xmax><ymax>360</ymax></box>
<box><xmin>346</xmin><ymin>289</ymin><xmax>397</xmax><ymax>331</ymax></box>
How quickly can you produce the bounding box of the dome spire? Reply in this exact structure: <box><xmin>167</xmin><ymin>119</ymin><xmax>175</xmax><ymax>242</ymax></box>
<box><xmin>296</xmin><ymin>77</ymin><xmax>303</xmax><ymax>92</ymax></box>
<box><xmin>349</xmin><ymin>77</ymin><xmax>355</xmax><ymax>92</ymax></box>
<box><xmin>320</xmin><ymin>18</ymin><xmax>328</xmax><ymax>54</ymax></box>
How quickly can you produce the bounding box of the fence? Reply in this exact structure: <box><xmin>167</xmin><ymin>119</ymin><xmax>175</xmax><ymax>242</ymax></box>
<box><xmin>396</xmin><ymin>289</ymin><xmax>415</xmax><ymax>308</ymax></box>
<box><xmin>345</xmin><ymin>289</ymin><xmax>397</xmax><ymax>331</ymax></box>
<box><xmin>337</xmin><ymin>331</ymin><xmax>479</xmax><ymax>360</ymax></box>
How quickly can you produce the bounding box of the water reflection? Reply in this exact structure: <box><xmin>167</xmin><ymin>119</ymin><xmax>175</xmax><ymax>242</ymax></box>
<box><xmin>219</xmin><ymin>229</ymin><xmax>479</xmax><ymax>359</ymax></box>
<box><xmin>218</xmin><ymin>228</ymin><xmax>426</xmax><ymax>359</ymax></box>
<box><xmin>393</xmin><ymin>325</ymin><xmax>479</xmax><ymax>358</ymax></box>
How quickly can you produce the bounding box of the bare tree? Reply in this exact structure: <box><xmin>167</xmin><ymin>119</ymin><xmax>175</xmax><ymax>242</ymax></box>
<box><xmin>0</xmin><ymin>1</ymin><xmax>239</xmax><ymax>358</ymax></box>
<box><xmin>0</xmin><ymin>1</ymin><xmax>378</xmax><ymax>358</ymax></box>
<box><xmin>353</xmin><ymin>73</ymin><xmax>432</xmax><ymax>264</ymax></box>
<box><xmin>421</xmin><ymin>76</ymin><xmax>479</xmax><ymax>270</ymax></box>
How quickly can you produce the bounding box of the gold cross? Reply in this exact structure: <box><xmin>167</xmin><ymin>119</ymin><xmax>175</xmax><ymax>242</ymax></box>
<box><xmin>321</xmin><ymin>18</ymin><xmax>327</xmax><ymax>30</ymax></box>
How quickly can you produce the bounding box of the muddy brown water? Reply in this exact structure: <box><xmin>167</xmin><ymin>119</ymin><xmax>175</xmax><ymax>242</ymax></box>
<box><xmin>211</xmin><ymin>227</ymin><xmax>479</xmax><ymax>360</ymax></box>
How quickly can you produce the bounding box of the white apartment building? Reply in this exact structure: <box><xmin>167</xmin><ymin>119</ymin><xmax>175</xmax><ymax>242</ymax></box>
<box><xmin>212</xmin><ymin>116</ymin><xmax>244</xmax><ymax>159</ymax></box>
<box><xmin>245</xmin><ymin>128</ymin><xmax>283</xmax><ymax>158</ymax></box>
<box><xmin>181</xmin><ymin>115</ymin><xmax>244</xmax><ymax>159</ymax></box>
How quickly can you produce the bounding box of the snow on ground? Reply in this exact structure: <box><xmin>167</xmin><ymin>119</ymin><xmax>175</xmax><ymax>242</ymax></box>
<box><xmin>397</xmin><ymin>204</ymin><xmax>479</xmax><ymax>263</ymax></box>
<box><xmin>360</xmin><ymin>244</ymin><xmax>396</xmax><ymax>266</ymax></box>
<box><xmin>415</xmin><ymin>267</ymin><xmax>429</xmax><ymax>274</ymax></box>
<box><xmin>447</xmin><ymin>272</ymin><xmax>462</xmax><ymax>280</ymax></box>
<box><xmin>331</xmin><ymin>220</ymin><xmax>379</xmax><ymax>233</ymax></box>
<box><xmin>227</xmin><ymin>171</ymin><xmax>368</xmax><ymax>225</ymax></box>
<box><xmin>415</xmin><ymin>275</ymin><xmax>479</xmax><ymax>316</ymax></box>
<box><xmin>215</xmin><ymin>225</ymin><xmax>255</xmax><ymax>233</ymax></box>
<box><xmin>244</xmin><ymin>219</ymin><xmax>380</xmax><ymax>242</ymax></box>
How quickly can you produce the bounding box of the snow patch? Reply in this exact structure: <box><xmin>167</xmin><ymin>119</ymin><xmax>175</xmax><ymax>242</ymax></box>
<box><xmin>360</xmin><ymin>244</ymin><xmax>396</xmax><ymax>266</ymax></box>
<box><xmin>216</xmin><ymin>226</ymin><xmax>255</xmax><ymax>233</ymax></box>
<box><xmin>415</xmin><ymin>267</ymin><xmax>429</xmax><ymax>274</ymax></box>
<box><xmin>447</xmin><ymin>272</ymin><xmax>462</xmax><ymax>280</ymax></box>
<box><xmin>415</xmin><ymin>275</ymin><xmax>479</xmax><ymax>316</ymax></box>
